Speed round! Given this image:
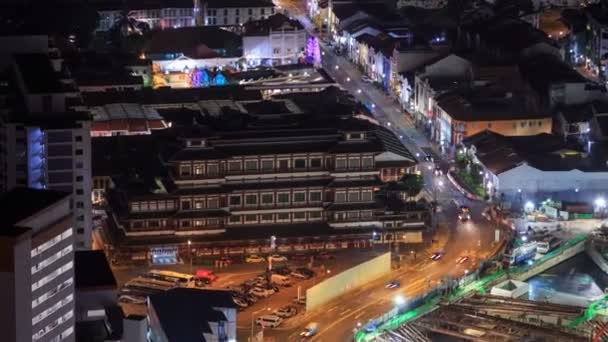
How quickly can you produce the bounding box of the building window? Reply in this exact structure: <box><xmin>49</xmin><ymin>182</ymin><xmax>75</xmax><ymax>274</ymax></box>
<box><xmin>277</xmin><ymin>212</ymin><xmax>290</xmax><ymax>222</ymax></box>
<box><xmin>278</xmin><ymin>159</ymin><xmax>289</xmax><ymax>171</ymax></box>
<box><xmin>309</xmin><ymin>191</ymin><xmax>322</xmax><ymax>202</ymax></box>
<box><xmin>261</xmin><ymin>193</ymin><xmax>274</xmax><ymax>205</ymax></box>
<box><xmin>149</xmin><ymin>201</ymin><xmax>158</xmax><ymax>211</ymax></box>
<box><xmin>335</xmin><ymin>158</ymin><xmax>347</xmax><ymax>169</ymax></box>
<box><xmin>293</xmin><ymin>192</ymin><xmax>306</xmax><ymax>203</ymax></box>
<box><xmin>224</xmin><ymin>9</ymin><xmax>228</xmax><ymax>15</ymax></box>
<box><xmin>309</xmin><ymin>211</ymin><xmax>321</xmax><ymax>220</ymax></box>
<box><xmin>207</xmin><ymin>164</ymin><xmax>219</xmax><ymax>176</ymax></box>
<box><xmin>75</xmin><ymin>149</ymin><xmax>83</xmax><ymax>155</ymax></box>
<box><xmin>131</xmin><ymin>202</ymin><xmax>141</xmax><ymax>212</ymax></box>
<box><xmin>180</xmin><ymin>165</ymin><xmax>191</xmax><ymax>176</ymax></box>
<box><xmin>362</xmin><ymin>157</ymin><xmax>373</xmax><ymax>168</ymax></box>
<box><xmin>261</xmin><ymin>8</ymin><xmax>265</xmax><ymax>14</ymax></box>
<box><xmin>487</xmin><ymin>123</ymin><xmax>492</xmax><ymax>128</ymax></box>
<box><xmin>76</xmin><ymin>175</ymin><xmax>83</xmax><ymax>182</ymax></box>
<box><xmin>236</xmin><ymin>9</ymin><xmax>240</xmax><ymax>15</ymax></box>
<box><xmin>182</xmin><ymin>200</ymin><xmax>191</xmax><ymax>210</ymax></box>
<box><xmin>361</xmin><ymin>210</ymin><xmax>373</xmax><ymax>218</ymax></box>
<box><xmin>223</xmin><ymin>17</ymin><xmax>227</xmax><ymax>25</ymax></box>
<box><xmin>229</xmin><ymin>215</ymin><xmax>241</xmax><ymax>224</ymax></box>
<box><xmin>261</xmin><ymin>160</ymin><xmax>274</xmax><ymax>171</ymax></box>
<box><xmin>310</xmin><ymin>158</ymin><xmax>322</xmax><ymax>168</ymax></box>
<box><xmin>194</xmin><ymin>164</ymin><xmax>204</xmax><ymax>175</ymax></box>
<box><xmin>132</xmin><ymin>221</ymin><xmax>143</xmax><ymax>229</ymax></box>
<box><xmin>229</xmin><ymin>195</ymin><xmax>241</xmax><ymax>206</ymax></box>
<box><xmin>208</xmin><ymin>197</ymin><xmax>219</xmax><ymax>208</ymax></box>
<box><xmin>347</xmin><ymin>211</ymin><xmax>360</xmax><ymax>219</ymax></box>
<box><xmin>361</xmin><ymin>190</ymin><xmax>373</xmax><ymax>201</ymax></box>
<box><xmin>228</xmin><ymin>161</ymin><xmax>241</xmax><ymax>172</ymax></box>
<box><xmin>349</xmin><ymin>157</ymin><xmax>360</xmax><ymax>169</ymax></box>
<box><xmin>520</xmin><ymin>121</ymin><xmax>526</xmax><ymax>128</ymax></box>
<box><xmin>245</xmin><ymin>160</ymin><xmax>258</xmax><ymax>171</ymax></box>
<box><xmin>181</xmin><ymin>220</ymin><xmax>190</xmax><ymax>228</ymax></box>
<box><xmin>149</xmin><ymin>220</ymin><xmax>160</xmax><ymax>228</ymax></box>
<box><xmin>277</xmin><ymin>193</ymin><xmax>290</xmax><ymax>205</ymax></box>
<box><xmin>512</xmin><ymin>122</ymin><xmax>517</xmax><ymax>129</ymax></box>
<box><xmin>273</xmin><ymin>48</ymin><xmax>281</xmax><ymax>54</ymax></box>
<box><xmin>76</xmin><ymin>227</ymin><xmax>84</xmax><ymax>234</ymax></box>
<box><xmin>538</xmin><ymin>121</ymin><xmax>542</xmax><ymax>126</ymax></box>
<box><xmin>244</xmin><ymin>214</ymin><xmax>258</xmax><ymax>223</ymax></box>
<box><xmin>293</xmin><ymin>212</ymin><xmax>306</xmax><ymax>221</ymax></box>
<box><xmin>248</xmin><ymin>8</ymin><xmax>253</xmax><ymax>15</ymax></box>
<box><xmin>194</xmin><ymin>199</ymin><xmax>205</xmax><ymax>209</ymax></box>
<box><xmin>348</xmin><ymin>191</ymin><xmax>360</xmax><ymax>202</ymax></box>
<box><xmin>194</xmin><ymin>220</ymin><xmax>204</xmax><ymax>227</ymax></box>
<box><xmin>335</xmin><ymin>192</ymin><xmax>346</xmax><ymax>202</ymax></box>
<box><xmin>76</xmin><ymin>189</ymin><xmax>83</xmax><ymax>195</ymax></box>
<box><xmin>76</xmin><ymin>202</ymin><xmax>84</xmax><ymax>208</ymax></box>
<box><xmin>245</xmin><ymin>194</ymin><xmax>258</xmax><ymax>206</ymax></box>
<box><xmin>294</xmin><ymin>158</ymin><xmax>306</xmax><ymax>169</ymax></box>
<box><xmin>208</xmin><ymin>218</ymin><xmax>219</xmax><ymax>226</ymax></box>
<box><xmin>75</xmin><ymin>136</ymin><xmax>82</xmax><ymax>142</ymax></box>
<box><xmin>235</xmin><ymin>16</ymin><xmax>240</xmax><ymax>24</ymax></box>
<box><xmin>261</xmin><ymin>214</ymin><xmax>273</xmax><ymax>222</ymax></box>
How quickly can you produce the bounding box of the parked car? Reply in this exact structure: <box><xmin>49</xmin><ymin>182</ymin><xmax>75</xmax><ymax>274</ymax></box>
<box><xmin>255</xmin><ymin>315</ymin><xmax>283</xmax><ymax>328</ymax></box>
<box><xmin>424</xmin><ymin>154</ymin><xmax>434</xmax><ymax>162</ymax></box>
<box><xmin>275</xmin><ymin>305</ymin><xmax>298</xmax><ymax>318</ymax></box>
<box><xmin>292</xmin><ymin>268</ymin><xmax>314</xmax><ymax>279</ymax></box>
<box><xmin>292</xmin><ymin>253</ymin><xmax>309</xmax><ymax>261</ymax></box>
<box><xmin>296</xmin><ymin>267</ymin><xmax>315</xmax><ymax>277</ymax></box>
<box><xmin>434</xmin><ymin>165</ymin><xmax>443</xmax><ymax>176</ymax></box>
<box><xmin>272</xmin><ymin>266</ymin><xmax>292</xmax><ymax>276</ymax></box>
<box><xmin>245</xmin><ymin>254</ymin><xmax>265</xmax><ymax>263</ymax></box>
<box><xmin>316</xmin><ymin>252</ymin><xmax>335</xmax><ymax>260</ymax></box>
<box><xmin>385</xmin><ymin>279</ymin><xmax>400</xmax><ymax>289</ymax></box>
<box><xmin>249</xmin><ymin>287</ymin><xmax>275</xmax><ymax>298</ymax></box>
<box><xmin>232</xmin><ymin>297</ymin><xmax>249</xmax><ymax>309</ymax></box>
<box><xmin>270</xmin><ymin>254</ymin><xmax>288</xmax><ymax>262</ymax></box>
<box><xmin>271</xmin><ymin>274</ymin><xmax>292</xmax><ymax>287</ymax></box>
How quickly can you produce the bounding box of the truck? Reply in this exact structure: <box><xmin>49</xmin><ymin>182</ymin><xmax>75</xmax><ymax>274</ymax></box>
<box><xmin>537</xmin><ymin>237</ymin><xmax>561</xmax><ymax>254</ymax></box>
<box><xmin>508</xmin><ymin>242</ymin><xmax>537</xmax><ymax>265</ymax></box>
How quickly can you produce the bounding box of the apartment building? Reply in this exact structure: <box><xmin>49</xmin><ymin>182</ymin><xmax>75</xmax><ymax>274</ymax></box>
<box><xmin>0</xmin><ymin>54</ymin><xmax>93</xmax><ymax>249</ymax></box>
<box><xmin>203</xmin><ymin>0</ymin><xmax>275</xmax><ymax>26</ymax></box>
<box><xmin>0</xmin><ymin>188</ymin><xmax>75</xmax><ymax>342</ymax></box>
<box><xmin>101</xmin><ymin>88</ymin><xmax>426</xmax><ymax>258</ymax></box>
<box><xmin>96</xmin><ymin>0</ymin><xmax>200</xmax><ymax>32</ymax></box>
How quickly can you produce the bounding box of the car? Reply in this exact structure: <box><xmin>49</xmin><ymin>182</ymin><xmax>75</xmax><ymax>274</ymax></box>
<box><xmin>255</xmin><ymin>315</ymin><xmax>283</xmax><ymax>328</ymax></box>
<box><xmin>216</xmin><ymin>256</ymin><xmax>233</xmax><ymax>265</ymax></box>
<box><xmin>434</xmin><ymin>165</ymin><xmax>443</xmax><ymax>176</ymax></box>
<box><xmin>249</xmin><ymin>287</ymin><xmax>275</xmax><ymax>298</ymax></box>
<box><xmin>296</xmin><ymin>267</ymin><xmax>315</xmax><ymax>276</ymax></box>
<box><xmin>269</xmin><ymin>254</ymin><xmax>288</xmax><ymax>262</ymax></box>
<box><xmin>272</xmin><ymin>266</ymin><xmax>292</xmax><ymax>276</ymax></box>
<box><xmin>459</xmin><ymin>206</ymin><xmax>471</xmax><ymax>221</ymax></box>
<box><xmin>316</xmin><ymin>252</ymin><xmax>335</xmax><ymax>260</ymax></box>
<box><xmin>274</xmin><ymin>305</ymin><xmax>298</xmax><ymax>318</ymax></box>
<box><xmin>293</xmin><ymin>296</ymin><xmax>307</xmax><ymax>305</ymax></box>
<box><xmin>430</xmin><ymin>250</ymin><xmax>444</xmax><ymax>261</ymax></box>
<box><xmin>291</xmin><ymin>270</ymin><xmax>312</xmax><ymax>279</ymax></box>
<box><xmin>361</xmin><ymin>75</ymin><xmax>372</xmax><ymax>83</ymax></box>
<box><xmin>232</xmin><ymin>297</ymin><xmax>249</xmax><ymax>309</ymax></box>
<box><xmin>424</xmin><ymin>154</ymin><xmax>434</xmax><ymax>162</ymax></box>
<box><xmin>245</xmin><ymin>254</ymin><xmax>266</xmax><ymax>263</ymax></box>
<box><xmin>300</xmin><ymin>322</ymin><xmax>319</xmax><ymax>338</ymax></box>
<box><xmin>456</xmin><ymin>256</ymin><xmax>469</xmax><ymax>264</ymax></box>
<box><xmin>292</xmin><ymin>253</ymin><xmax>309</xmax><ymax>261</ymax></box>
<box><xmin>385</xmin><ymin>279</ymin><xmax>401</xmax><ymax>289</ymax></box>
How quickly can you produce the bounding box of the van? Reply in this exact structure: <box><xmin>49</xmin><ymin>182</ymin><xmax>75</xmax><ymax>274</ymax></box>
<box><xmin>271</xmin><ymin>274</ymin><xmax>292</xmax><ymax>287</ymax></box>
<box><xmin>255</xmin><ymin>315</ymin><xmax>283</xmax><ymax>328</ymax></box>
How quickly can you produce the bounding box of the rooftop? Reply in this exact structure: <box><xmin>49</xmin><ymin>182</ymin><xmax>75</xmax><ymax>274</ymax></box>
<box><xmin>149</xmin><ymin>288</ymin><xmax>235</xmax><ymax>340</ymax></box>
<box><xmin>463</xmin><ymin>130</ymin><xmax>608</xmax><ymax>174</ymax></box>
<box><xmin>206</xmin><ymin>0</ymin><xmax>274</xmax><ymax>8</ymax></box>
<box><xmin>74</xmin><ymin>250</ymin><xmax>117</xmax><ymax>290</ymax></box>
<box><xmin>94</xmin><ymin>0</ymin><xmax>195</xmax><ymax>11</ymax></box>
<box><xmin>0</xmin><ymin>188</ymin><xmax>69</xmax><ymax>236</ymax></box>
<box><xmin>13</xmin><ymin>54</ymin><xmax>66</xmax><ymax>94</ymax></box>
<box><xmin>146</xmin><ymin>27</ymin><xmax>242</xmax><ymax>58</ymax></box>
<box><xmin>243</xmin><ymin>13</ymin><xmax>303</xmax><ymax>36</ymax></box>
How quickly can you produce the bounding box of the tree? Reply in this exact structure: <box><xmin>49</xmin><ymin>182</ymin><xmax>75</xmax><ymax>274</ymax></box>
<box><xmin>400</xmin><ymin>174</ymin><xmax>424</xmax><ymax>198</ymax></box>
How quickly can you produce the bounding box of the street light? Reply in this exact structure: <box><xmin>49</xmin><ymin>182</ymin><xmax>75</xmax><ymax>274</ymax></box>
<box><xmin>346</xmin><ymin>77</ymin><xmax>351</xmax><ymax>82</ymax></box>
<box><xmin>251</xmin><ymin>307</ymin><xmax>272</xmax><ymax>341</ymax></box>
<box><xmin>187</xmin><ymin>240</ymin><xmax>192</xmax><ymax>274</ymax></box>
<box><xmin>357</xmin><ymin>89</ymin><xmax>362</xmax><ymax>94</ymax></box>
<box><xmin>394</xmin><ymin>295</ymin><xmax>406</xmax><ymax>306</ymax></box>
<box><xmin>335</xmin><ymin>65</ymin><xmax>339</xmax><ymax>70</ymax></box>
<box><xmin>524</xmin><ymin>201</ymin><xmax>534</xmax><ymax>212</ymax></box>
<box><xmin>595</xmin><ymin>197</ymin><xmax>606</xmax><ymax>209</ymax></box>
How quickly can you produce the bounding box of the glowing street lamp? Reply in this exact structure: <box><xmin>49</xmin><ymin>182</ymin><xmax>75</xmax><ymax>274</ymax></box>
<box><xmin>394</xmin><ymin>295</ymin><xmax>406</xmax><ymax>306</ymax></box>
<box><xmin>595</xmin><ymin>197</ymin><xmax>606</xmax><ymax>209</ymax></box>
<box><xmin>524</xmin><ymin>201</ymin><xmax>534</xmax><ymax>212</ymax></box>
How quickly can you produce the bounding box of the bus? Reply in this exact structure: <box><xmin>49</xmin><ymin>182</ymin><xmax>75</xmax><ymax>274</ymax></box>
<box><xmin>122</xmin><ymin>278</ymin><xmax>176</xmax><ymax>296</ymax></box>
<box><xmin>144</xmin><ymin>270</ymin><xmax>195</xmax><ymax>287</ymax></box>
<box><xmin>537</xmin><ymin>237</ymin><xmax>561</xmax><ymax>254</ymax></box>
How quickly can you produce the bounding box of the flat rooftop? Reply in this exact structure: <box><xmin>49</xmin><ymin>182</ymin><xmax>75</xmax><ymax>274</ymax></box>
<box><xmin>75</xmin><ymin>250</ymin><xmax>117</xmax><ymax>290</ymax></box>
<box><xmin>0</xmin><ymin>188</ymin><xmax>69</xmax><ymax>236</ymax></box>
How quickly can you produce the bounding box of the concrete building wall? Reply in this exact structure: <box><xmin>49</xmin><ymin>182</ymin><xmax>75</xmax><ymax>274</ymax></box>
<box><xmin>498</xmin><ymin>164</ymin><xmax>608</xmax><ymax>196</ymax></box>
<box><xmin>306</xmin><ymin>252</ymin><xmax>390</xmax><ymax>311</ymax></box>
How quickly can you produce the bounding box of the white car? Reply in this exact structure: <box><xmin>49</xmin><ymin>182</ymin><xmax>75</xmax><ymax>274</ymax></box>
<box><xmin>255</xmin><ymin>315</ymin><xmax>283</xmax><ymax>328</ymax></box>
<box><xmin>270</xmin><ymin>254</ymin><xmax>288</xmax><ymax>262</ymax></box>
<box><xmin>249</xmin><ymin>287</ymin><xmax>275</xmax><ymax>298</ymax></box>
<box><xmin>245</xmin><ymin>255</ymin><xmax>265</xmax><ymax>263</ymax></box>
